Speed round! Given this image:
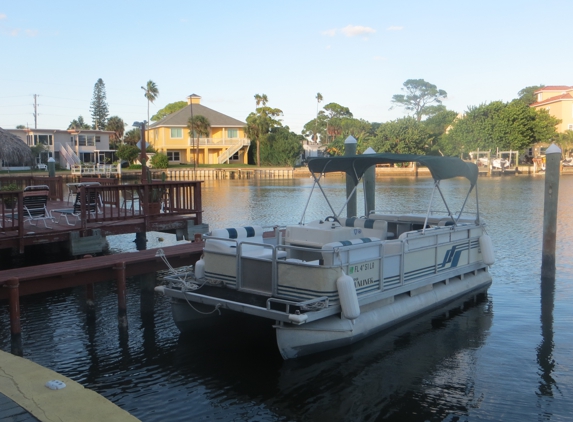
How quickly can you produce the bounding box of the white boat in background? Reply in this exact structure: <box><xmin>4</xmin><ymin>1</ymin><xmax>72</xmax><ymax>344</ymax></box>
<box><xmin>156</xmin><ymin>154</ymin><xmax>494</xmax><ymax>359</ymax></box>
<box><xmin>492</xmin><ymin>157</ymin><xmax>510</xmax><ymax>169</ymax></box>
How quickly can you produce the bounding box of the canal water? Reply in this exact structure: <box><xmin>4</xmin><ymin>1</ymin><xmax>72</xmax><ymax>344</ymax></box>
<box><xmin>1</xmin><ymin>175</ymin><xmax>572</xmax><ymax>421</ymax></box>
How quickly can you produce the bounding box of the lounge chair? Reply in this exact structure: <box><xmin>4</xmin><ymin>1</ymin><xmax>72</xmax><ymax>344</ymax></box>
<box><xmin>22</xmin><ymin>189</ymin><xmax>54</xmax><ymax>229</ymax></box>
<box><xmin>53</xmin><ymin>188</ymin><xmax>101</xmax><ymax>226</ymax></box>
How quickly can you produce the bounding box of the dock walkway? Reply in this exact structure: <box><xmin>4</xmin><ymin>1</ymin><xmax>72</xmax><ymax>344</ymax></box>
<box><xmin>0</xmin><ymin>350</ymin><xmax>139</xmax><ymax>422</ymax></box>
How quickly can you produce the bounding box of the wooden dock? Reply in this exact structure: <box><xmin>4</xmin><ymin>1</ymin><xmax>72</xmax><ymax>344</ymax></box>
<box><xmin>1</xmin><ymin>179</ymin><xmax>207</xmax><ymax>255</ymax></box>
<box><xmin>0</xmin><ymin>242</ymin><xmax>203</xmax><ymax>298</ymax></box>
<box><xmin>0</xmin><ymin>242</ymin><xmax>204</xmax><ymax>355</ymax></box>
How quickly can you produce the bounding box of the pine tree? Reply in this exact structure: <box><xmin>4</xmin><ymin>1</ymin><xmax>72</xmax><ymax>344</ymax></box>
<box><xmin>90</xmin><ymin>78</ymin><xmax>109</xmax><ymax>130</ymax></box>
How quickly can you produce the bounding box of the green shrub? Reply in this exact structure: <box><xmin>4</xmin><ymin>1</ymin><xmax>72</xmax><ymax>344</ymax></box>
<box><xmin>150</xmin><ymin>153</ymin><xmax>169</xmax><ymax>169</ymax></box>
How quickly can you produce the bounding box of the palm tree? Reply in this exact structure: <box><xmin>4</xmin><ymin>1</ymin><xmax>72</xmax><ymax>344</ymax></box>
<box><xmin>141</xmin><ymin>80</ymin><xmax>159</xmax><ymax>125</ymax></box>
<box><xmin>188</xmin><ymin>115</ymin><xmax>211</xmax><ymax>169</ymax></box>
<box><xmin>314</xmin><ymin>93</ymin><xmax>323</xmax><ymax>142</ymax></box>
<box><xmin>68</xmin><ymin>116</ymin><xmax>91</xmax><ymax>130</ymax></box>
<box><xmin>105</xmin><ymin>116</ymin><xmax>126</xmax><ymax>146</ymax></box>
<box><xmin>253</xmin><ymin>94</ymin><xmax>268</xmax><ymax>166</ymax></box>
<box><xmin>254</xmin><ymin>93</ymin><xmax>268</xmax><ymax>108</ymax></box>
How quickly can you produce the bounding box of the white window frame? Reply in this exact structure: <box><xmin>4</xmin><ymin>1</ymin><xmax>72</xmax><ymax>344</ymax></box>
<box><xmin>167</xmin><ymin>151</ymin><xmax>180</xmax><ymax>161</ymax></box>
<box><xmin>170</xmin><ymin>128</ymin><xmax>183</xmax><ymax>138</ymax></box>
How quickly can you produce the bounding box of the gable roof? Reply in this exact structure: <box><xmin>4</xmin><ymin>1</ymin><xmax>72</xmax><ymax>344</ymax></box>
<box><xmin>531</xmin><ymin>92</ymin><xmax>573</xmax><ymax>107</ymax></box>
<box><xmin>534</xmin><ymin>86</ymin><xmax>572</xmax><ymax>93</ymax></box>
<box><xmin>150</xmin><ymin>103</ymin><xmax>245</xmax><ymax>128</ymax></box>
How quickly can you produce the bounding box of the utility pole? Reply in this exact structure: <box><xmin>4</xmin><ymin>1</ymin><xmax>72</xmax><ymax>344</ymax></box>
<box><xmin>33</xmin><ymin>94</ymin><xmax>39</xmax><ymax>129</ymax></box>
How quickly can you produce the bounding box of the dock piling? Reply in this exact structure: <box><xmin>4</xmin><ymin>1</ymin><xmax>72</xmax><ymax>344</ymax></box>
<box><xmin>541</xmin><ymin>144</ymin><xmax>561</xmax><ymax>278</ymax></box>
<box><xmin>7</xmin><ymin>277</ymin><xmax>22</xmax><ymax>356</ymax></box>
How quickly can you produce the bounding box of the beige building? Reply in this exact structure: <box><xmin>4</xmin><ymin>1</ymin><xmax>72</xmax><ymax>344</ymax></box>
<box><xmin>6</xmin><ymin>128</ymin><xmax>114</xmax><ymax>168</ymax></box>
<box><xmin>531</xmin><ymin>86</ymin><xmax>573</xmax><ymax>132</ymax></box>
<box><xmin>146</xmin><ymin>95</ymin><xmax>250</xmax><ymax>165</ymax></box>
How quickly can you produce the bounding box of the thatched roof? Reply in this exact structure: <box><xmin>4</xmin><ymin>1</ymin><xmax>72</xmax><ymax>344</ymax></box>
<box><xmin>0</xmin><ymin>127</ymin><xmax>34</xmax><ymax>166</ymax></box>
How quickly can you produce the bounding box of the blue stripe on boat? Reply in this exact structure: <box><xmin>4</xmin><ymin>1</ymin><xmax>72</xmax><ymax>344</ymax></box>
<box><xmin>226</xmin><ymin>228</ymin><xmax>238</xmax><ymax>239</ymax></box>
<box><xmin>364</xmin><ymin>219</ymin><xmax>375</xmax><ymax>229</ymax></box>
<box><xmin>245</xmin><ymin>226</ymin><xmax>255</xmax><ymax>237</ymax></box>
<box><xmin>345</xmin><ymin>218</ymin><xmax>356</xmax><ymax>227</ymax></box>
<box><xmin>340</xmin><ymin>240</ymin><xmax>352</xmax><ymax>246</ymax></box>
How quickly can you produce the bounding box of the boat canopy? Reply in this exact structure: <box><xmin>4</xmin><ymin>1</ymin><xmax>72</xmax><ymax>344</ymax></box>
<box><xmin>307</xmin><ymin>154</ymin><xmax>479</xmax><ymax>186</ymax></box>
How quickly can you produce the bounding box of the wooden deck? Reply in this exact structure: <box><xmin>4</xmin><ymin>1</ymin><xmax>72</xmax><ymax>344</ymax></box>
<box><xmin>0</xmin><ymin>181</ymin><xmax>206</xmax><ymax>254</ymax></box>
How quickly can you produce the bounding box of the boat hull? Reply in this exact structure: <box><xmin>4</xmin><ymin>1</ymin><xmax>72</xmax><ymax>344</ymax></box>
<box><xmin>276</xmin><ymin>270</ymin><xmax>492</xmax><ymax>359</ymax></box>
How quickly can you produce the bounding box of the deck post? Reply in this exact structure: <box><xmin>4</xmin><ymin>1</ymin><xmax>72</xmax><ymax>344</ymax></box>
<box><xmin>7</xmin><ymin>277</ymin><xmax>23</xmax><ymax>356</ymax></box>
<box><xmin>114</xmin><ymin>261</ymin><xmax>128</xmax><ymax>328</ymax></box>
<box><xmin>541</xmin><ymin>144</ymin><xmax>561</xmax><ymax>278</ymax></box>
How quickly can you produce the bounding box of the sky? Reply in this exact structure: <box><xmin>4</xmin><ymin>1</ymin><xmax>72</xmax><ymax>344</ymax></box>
<box><xmin>1</xmin><ymin>0</ymin><xmax>571</xmax><ymax>135</ymax></box>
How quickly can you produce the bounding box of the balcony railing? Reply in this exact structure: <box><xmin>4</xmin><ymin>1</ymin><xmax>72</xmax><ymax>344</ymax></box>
<box><xmin>186</xmin><ymin>137</ymin><xmax>250</xmax><ymax>147</ymax></box>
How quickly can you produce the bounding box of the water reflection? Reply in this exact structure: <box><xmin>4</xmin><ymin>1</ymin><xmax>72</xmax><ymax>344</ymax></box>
<box><xmin>168</xmin><ymin>296</ymin><xmax>492</xmax><ymax>421</ymax></box>
<box><xmin>537</xmin><ymin>275</ymin><xmax>557</xmax><ymax>404</ymax></box>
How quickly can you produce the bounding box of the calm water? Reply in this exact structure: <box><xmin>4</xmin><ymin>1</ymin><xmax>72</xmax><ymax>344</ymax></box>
<box><xmin>1</xmin><ymin>175</ymin><xmax>572</xmax><ymax>421</ymax></box>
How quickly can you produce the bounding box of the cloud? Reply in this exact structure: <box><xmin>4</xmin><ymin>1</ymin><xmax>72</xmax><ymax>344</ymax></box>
<box><xmin>386</xmin><ymin>26</ymin><xmax>403</xmax><ymax>31</ymax></box>
<box><xmin>0</xmin><ymin>13</ymin><xmax>7</xmax><ymax>20</ymax></box>
<box><xmin>25</xmin><ymin>29</ymin><xmax>38</xmax><ymax>37</ymax></box>
<box><xmin>321</xmin><ymin>28</ymin><xmax>336</xmax><ymax>37</ymax></box>
<box><xmin>10</xmin><ymin>28</ymin><xmax>20</xmax><ymax>36</ymax></box>
<box><xmin>340</xmin><ymin>25</ymin><xmax>376</xmax><ymax>37</ymax></box>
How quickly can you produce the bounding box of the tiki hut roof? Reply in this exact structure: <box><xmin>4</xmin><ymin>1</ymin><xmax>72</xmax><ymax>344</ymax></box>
<box><xmin>0</xmin><ymin>127</ymin><xmax>34</xmax><ymax>166</ymax></box>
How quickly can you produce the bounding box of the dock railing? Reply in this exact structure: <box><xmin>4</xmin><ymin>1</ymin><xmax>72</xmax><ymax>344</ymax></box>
<box><xmin>78</xmin><ymin>181</ymin><xmax>203</xmax><ymax>228</ymax></box>
<box><xmin>0</xmin><ymin>176</ymin><xmax>64</xmax><ymax>201</ymax></box>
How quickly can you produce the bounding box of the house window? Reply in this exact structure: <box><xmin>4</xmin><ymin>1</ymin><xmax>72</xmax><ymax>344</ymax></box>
<box><xmin>568</xmin><ymin>124</ymin><xmax>573</xmax><ymax>130</ymax></box>
<box><xmin>34</xmin><ymin>134</ymin><xmax>52</xmax><ymax>146</ymax></box>
<box><xmin>227</xmin><ymin>129</ymin><xmax>238</xmax><ymax>138</ymax></box>
<box><xmin>167</xmin><ymin>151</ymin><xmax>180</xmax><ymax>161</ymax></box>
<box><xmin>171</xmin><ymin>128</ymin><xmax>183</xmax><ymax>138</ymax></box>
<box><xmin>87</xmin><ymin>135</ymin><xmax>95</xmax><ymax>146</ymax></box>
<box><xmin>96</xmin><ymin>135</ymin><xmax>101</xmax><ymax>143</ymax></box>
<box><xmin>231</xmin><ymin>151</ymin><xmax>239</xmax><ymax>160</ymax></box>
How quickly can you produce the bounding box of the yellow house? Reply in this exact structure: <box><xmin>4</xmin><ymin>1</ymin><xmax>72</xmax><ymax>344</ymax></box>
<box><xmin>146</xmin><ymin>94</ymin><xmax>250</xmax><ymax>164</ymax></box>
<box><xmin>531</xmin><ymin>86</ymin><xmax>573</xmax><ymax>132</ymax></box>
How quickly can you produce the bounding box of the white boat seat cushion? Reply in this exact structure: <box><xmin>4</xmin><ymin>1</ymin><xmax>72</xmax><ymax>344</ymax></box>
<box><xmin>205</xmin><ymin>226</ymin><xmax>286</xmax><ymax>259</ymax></box>
<box><xmin>338</xmin><ymin>217</ymin><xmax>390</xmax><ymax>239</ymax></box>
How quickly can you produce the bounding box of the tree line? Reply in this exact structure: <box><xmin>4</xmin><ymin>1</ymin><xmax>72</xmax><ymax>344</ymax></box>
<box><xmin>60</xmin><ymin>77</ymin><xmax>569</xmax><ymax>169</ymax></box>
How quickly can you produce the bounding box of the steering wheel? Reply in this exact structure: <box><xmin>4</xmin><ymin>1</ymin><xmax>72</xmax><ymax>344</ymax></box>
<box><xmin>324</xmin><ymin>216</ymin><xmax>340</xmax><ymax>223</ymax></box>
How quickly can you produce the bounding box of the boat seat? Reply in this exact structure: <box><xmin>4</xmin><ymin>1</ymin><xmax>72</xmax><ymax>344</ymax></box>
<box><xmin>205</xmin><ymin>226</ymin><xmax>287</xmax><ymax>259</ymax></box>
<box><xmin>338</xmin><ymin>217</ymin><xmax>392</xmax><ymax>239</ymax></box>
<box><xmin>321</xmin><ymin>237</ymin><xmax>381</xmax><ymax>266</ymax></box>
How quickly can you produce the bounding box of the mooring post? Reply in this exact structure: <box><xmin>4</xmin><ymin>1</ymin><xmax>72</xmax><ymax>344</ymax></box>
<box><xmin>114</xmin><ymin>261</ymin><xmax>128</xmax><ymax>328</ymax></box>
<box><xmin>345</xmin><ymin>136</ymin><xmax>357</xmax><ymax>218</ymax></box>
<box><xmin>7</xmin><ymin>277</ymin><xmax>23</xmax><ymax>356</ymax></box>
<box><xmin>541</xmin><ymin>144</ymin><xmax>562</xmax><ymax>278</ymax></box>
<box><xmin>135</xmin><ymin>232</ymin><xmax>147</xmax><ymax>251</ymax></box>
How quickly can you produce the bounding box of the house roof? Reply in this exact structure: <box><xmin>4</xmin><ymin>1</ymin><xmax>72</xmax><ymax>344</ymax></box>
<box><xmin>531</xmin><ymin>92</ymin><xmax>573</xmax><ymax>107</ymax></box>
<box><xmin>150</xmin><ymin>103</ymin><xmax>245</xmax><ymax>128</ymax></box>
<box><xmin>534</xmin><ymin>86</ymin><xmax>573</xmax><ymax>93</ymax></box>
